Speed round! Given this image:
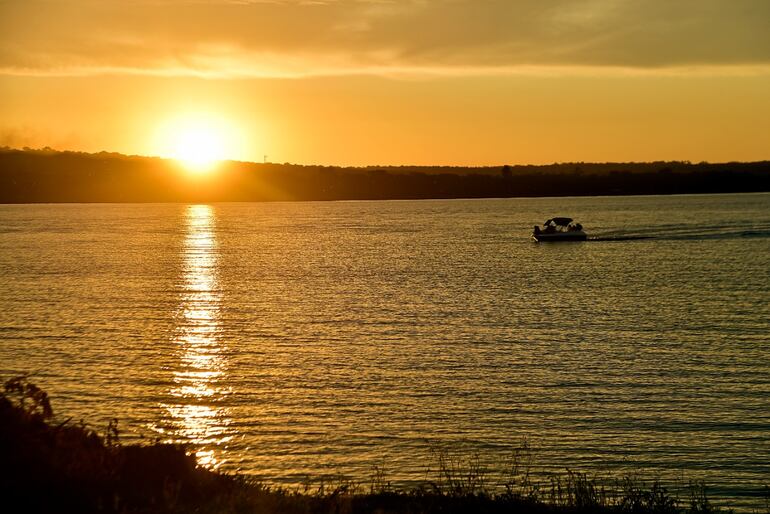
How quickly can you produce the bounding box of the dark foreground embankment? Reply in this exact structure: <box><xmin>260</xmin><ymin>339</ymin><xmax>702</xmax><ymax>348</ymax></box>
<box><xmin>0</xmin><ymin>376</ymin><xmax>753</xmax><ymax>514</ymax></box>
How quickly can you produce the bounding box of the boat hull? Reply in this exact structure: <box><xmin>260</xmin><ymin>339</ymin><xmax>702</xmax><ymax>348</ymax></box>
<box><xmin>532</xmin><ymin>231</ymin><xmax>587</xmax><ymax>242</ymax></box>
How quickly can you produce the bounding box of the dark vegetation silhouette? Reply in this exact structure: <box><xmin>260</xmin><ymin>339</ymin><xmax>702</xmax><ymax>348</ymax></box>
<box><xmin>1</xmin><ymin>147</ymin><xmax>769</xmax><ymax>203</ymax></box>
<box><xmin>2</xmin><ymin>376</ymin><xmax>764</xmax><ymax>514</ymax></box>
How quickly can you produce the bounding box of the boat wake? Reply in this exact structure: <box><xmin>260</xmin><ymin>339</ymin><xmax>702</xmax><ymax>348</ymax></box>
<box><xmin>589</xmin><ymin>222</ymin><xmax>770</xmax><ymax>242</ymax></box>
<box><xmin>589</xmin><ymin>235</ymin><xmax>654</xmax><ymax>241</ymax></box>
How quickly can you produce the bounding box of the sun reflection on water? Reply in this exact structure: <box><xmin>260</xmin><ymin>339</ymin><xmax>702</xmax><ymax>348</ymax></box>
<box><xmin>160</xmin><ymin>204</ymin><xmax>231</xmax><ymax>469</ymax></box>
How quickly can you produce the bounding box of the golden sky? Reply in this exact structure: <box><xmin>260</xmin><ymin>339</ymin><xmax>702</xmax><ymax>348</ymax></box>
<box><xmin>1</xmin><ymin>0</ymin><xmax>769</xmax><ymax>166</ymax></box>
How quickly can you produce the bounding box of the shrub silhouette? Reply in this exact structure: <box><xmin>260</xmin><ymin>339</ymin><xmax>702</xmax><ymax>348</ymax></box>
<box><xmin>0</xmin><ymin>376</ymin><xmax>230</xmax><ymax>512</ymax></box>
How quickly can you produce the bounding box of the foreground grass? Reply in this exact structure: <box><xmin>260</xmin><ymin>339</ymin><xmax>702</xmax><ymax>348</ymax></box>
<box><xmin>0</xmin><ymin>377</ymin><xmax>755</xmax><ymax>514</ymax></box>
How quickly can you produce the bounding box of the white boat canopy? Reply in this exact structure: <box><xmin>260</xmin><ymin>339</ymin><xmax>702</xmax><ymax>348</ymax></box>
<box><xmin>545</xmin><ymin>217</ymin><xmax>573</xmax><ymax>226</ymax></box>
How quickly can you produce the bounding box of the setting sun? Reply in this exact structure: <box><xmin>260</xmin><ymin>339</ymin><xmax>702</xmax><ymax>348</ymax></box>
<box><xmin>172</xmin><ymin>127</ymin><xmax>225</xmax><ymax>172</ymax></box>
<box><xmin>154</xmin><ymin>115</ymin><xmax>242</xmax><ymax>172</ymax></box>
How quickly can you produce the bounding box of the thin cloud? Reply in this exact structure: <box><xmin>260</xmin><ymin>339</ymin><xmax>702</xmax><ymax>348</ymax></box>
<box><xmin>1</xmin><ymin>0</ymin><xmax>769</xmax><ymax>77</ymax></box>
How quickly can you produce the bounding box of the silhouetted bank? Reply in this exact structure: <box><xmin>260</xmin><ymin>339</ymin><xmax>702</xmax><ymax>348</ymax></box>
<box><xmin>1</xmin><ymin>376</ymin><xmax>749</xmax><ymax>514</ymax></box>
<box><xmin>1</xmin><ymin>147</ymin><xmax>769</xmax><ymax>203</ymax></box>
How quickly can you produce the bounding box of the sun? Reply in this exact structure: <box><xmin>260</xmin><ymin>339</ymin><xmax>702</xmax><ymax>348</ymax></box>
<box><xmin>155</xmin><ymin>114</ymin><xmax>242</xmax><ymax>173</ymax></box>
<box><xmin>172</xmin><ymin>126</ymin><xmax>226</xmax><ymax>172</ymax></box>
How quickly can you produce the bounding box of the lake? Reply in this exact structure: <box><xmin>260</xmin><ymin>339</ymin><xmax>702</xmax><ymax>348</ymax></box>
<box><xmin>1</xmin><ymin>193</ymin><xmax>768</xmax><ymax>510</ymax></box>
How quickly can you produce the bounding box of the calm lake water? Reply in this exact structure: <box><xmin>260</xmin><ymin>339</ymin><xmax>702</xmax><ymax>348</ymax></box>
<box><xmin>1</xmin><ymin>194</ymin><xmax>769</xmax><ymax>509</ymax></box>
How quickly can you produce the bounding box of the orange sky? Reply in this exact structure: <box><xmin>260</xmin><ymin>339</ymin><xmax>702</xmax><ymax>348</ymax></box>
<box><xmin>1</xmin><ymin>0</ymin><xmax>769</xmax><ymax>166</ymax></box>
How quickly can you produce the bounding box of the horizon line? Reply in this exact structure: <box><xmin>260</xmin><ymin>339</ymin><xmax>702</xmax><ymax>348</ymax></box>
<box><xmin>2</xmin><ymin>145</ymin><xmax>769</xmax><ymax>169</ymax></box>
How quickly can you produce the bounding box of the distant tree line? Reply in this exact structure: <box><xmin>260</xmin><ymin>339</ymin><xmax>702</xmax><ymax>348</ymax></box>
<box><xmin>1</xmin><ymin>147</ymin><xmax>769</xmax><ymax>203</ymax></box>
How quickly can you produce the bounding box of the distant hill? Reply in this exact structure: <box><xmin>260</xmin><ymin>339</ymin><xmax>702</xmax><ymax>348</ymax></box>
<box><xmin>1</xmin><ymin>147</ymin><xmax>769</xmax><ymax>203</ymax></box>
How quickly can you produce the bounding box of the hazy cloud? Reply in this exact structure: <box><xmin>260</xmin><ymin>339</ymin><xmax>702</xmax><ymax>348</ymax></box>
<box><xmin>1</xmin><ymin>0</ymin><xmax>769</xmax><ymax>76</ymax></box>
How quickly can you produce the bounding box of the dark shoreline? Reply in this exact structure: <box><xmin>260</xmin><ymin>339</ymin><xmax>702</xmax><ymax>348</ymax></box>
<box><xmin>1</xmin><ymin>147</ymin><xmax>769</xmax><ymax>204</ymax></box>
<box><xmin>4</xmin><ymin>376</ymin><xmax>766</xmax><ymax>514</ymax></box>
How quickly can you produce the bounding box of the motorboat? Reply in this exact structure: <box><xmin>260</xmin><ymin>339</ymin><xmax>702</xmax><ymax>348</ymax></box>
<box><xmin>532</xmin><ymin>217</ymin><xmax>587</xmax><ymax>242</ymax></box>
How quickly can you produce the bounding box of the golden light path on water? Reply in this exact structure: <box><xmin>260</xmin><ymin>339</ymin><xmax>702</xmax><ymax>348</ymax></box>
<box><xmin>160</xmin><ymin>205</ymin><xmax>232</xmax><ymax>469</ymax></box>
